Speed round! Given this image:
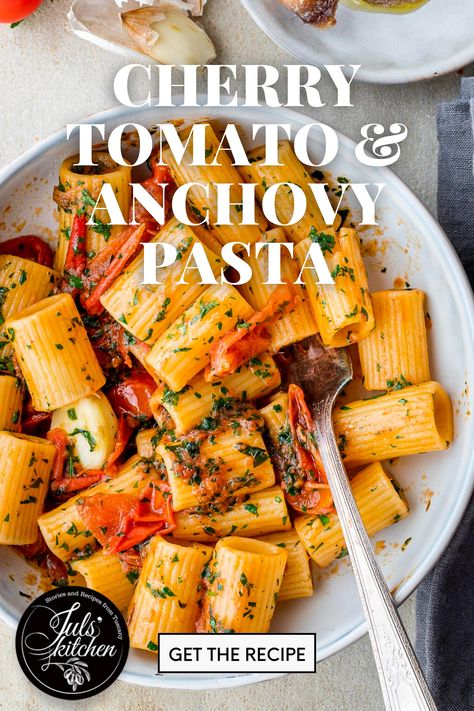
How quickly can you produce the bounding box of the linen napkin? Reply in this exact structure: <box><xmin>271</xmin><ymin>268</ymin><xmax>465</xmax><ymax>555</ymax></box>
<box><xmin>415</xmin><ymin>77</ymin><xmax>474</xmax><ymax>711</ymax></box>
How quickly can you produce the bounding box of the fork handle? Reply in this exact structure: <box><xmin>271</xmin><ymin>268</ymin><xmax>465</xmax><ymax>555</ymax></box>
<box><xmin>313</xmin><ymin>398</ymin><xmax>437</xmax><ymax>711</ymax></box>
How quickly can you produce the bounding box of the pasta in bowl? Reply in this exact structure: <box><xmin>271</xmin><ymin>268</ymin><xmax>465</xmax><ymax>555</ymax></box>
<box><xmin>0</xmin><ymin>103</ymin><xmax>472</xmax><ymax>689</ymax></box>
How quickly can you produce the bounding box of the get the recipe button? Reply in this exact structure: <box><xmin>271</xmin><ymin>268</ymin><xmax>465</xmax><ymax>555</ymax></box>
<box><xmin>157</xmin><ymin>634</ymin><xmax>316</xmax><ymax>674</ymax></box>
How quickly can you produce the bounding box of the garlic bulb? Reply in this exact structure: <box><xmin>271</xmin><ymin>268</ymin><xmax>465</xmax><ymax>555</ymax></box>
<box><xmin>68</xmin><ymin>0</ymin><xmax>212</xmax><ymax>67</ymax></box>
<box><xmin>122</xmin><ymin>7</ymin><xmax>216</xmax><ymax>65</ymax></box>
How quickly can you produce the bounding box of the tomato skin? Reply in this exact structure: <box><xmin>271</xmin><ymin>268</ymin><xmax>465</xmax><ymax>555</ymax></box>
<box><xmin>107</xmin><ymin>374</ymin><xmax>156</xmax><ymax>419</ymax></box>
<box><xmin>0</xmin><ymin>0</ymin><xmax>44</xmax><ymax>23</ymax></box>
<box><xmin>21</xmin><ymin>398</ymin><xmax>52</xmax><ymax>436</ymax></box>
<box><xmin>77</xmin><ymin>483</ymin><xmax>175</xmax><ymax>554</ymax></box>
<box><xmin>0</xmin><ymin>235</ymin><xmax>53</xmax><ymax>267</ymax></box>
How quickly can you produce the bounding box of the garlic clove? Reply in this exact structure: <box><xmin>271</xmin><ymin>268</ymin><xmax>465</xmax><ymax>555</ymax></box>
<box><xmin>122</xmin><ymin>7</ymin><xmax>216</xmax><ymax>65</ymax></box>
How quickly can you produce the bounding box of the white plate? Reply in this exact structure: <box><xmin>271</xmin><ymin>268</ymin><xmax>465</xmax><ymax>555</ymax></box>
<box><xmin>241</xmin><ymin>0</ymin><xmax>474</xmax><ymax>84</ymax></box>
<box><xmin>0</xmin><ymin>102</ymin><xmax>473</xmax><ymax>690</ymax></box>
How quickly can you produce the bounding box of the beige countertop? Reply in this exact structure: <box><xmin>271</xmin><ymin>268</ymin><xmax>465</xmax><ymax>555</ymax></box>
<box><xmin>0</xmin><ymin>1</ymin><xmax>471</xmax><ymax>709</ymax></box>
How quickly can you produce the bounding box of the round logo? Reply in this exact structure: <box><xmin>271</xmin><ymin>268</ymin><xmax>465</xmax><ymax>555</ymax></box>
<box><xmin>15</xmin><ymin>586</ymin><xmax>129</xmax><ymax>700</ymax></box>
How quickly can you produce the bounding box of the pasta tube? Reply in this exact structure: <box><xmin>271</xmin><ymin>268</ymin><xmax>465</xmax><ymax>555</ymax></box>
<box><xmin>239</xmin><ymin>141</ymin><xmax>340</xmax><ymax>242</ymax></box>
<box><xmin>260</xmin><ymin>529</ymin><xmax>313</xmax><ymax>601</ymax></box>
<box><xmin>152</xmin><ymin>351</ymin><xmax>281</xmax><ymax>435</ymax></box>
<box><xmin>295</xmin><ymin>462</ymin><xmax>408</xmax><ymax>567</ymax></box>
<box><xmin>333</xmin><ymin>381</ymin><xmax>453</xmax><ymax>468</ymax></box>
<box><xmin>136</xmin><ymin>427</ymin><xmax>162</xmax><ymax>461</ymax></box>
<box><xmin>162</xmin><ymin>123</ymin><xmax>263</xmax><ymax>247</ymax></box>
<box><xmin>0</xmin><ymin>375</ymin><xmax>23</xmax><ymax>432</ymax></box>
<box><xmin>100</xmin><ymin>218</ymin><xmax>221</xmax><ymax>344</ymax></box>
<box><xmin>0</xmin><ymin>254</ymin><xmax>58</xmax><ymax>362</ymax></box>
<box><xmin>145</xmin><ymin>284</ymin><xmax>254</xmax><ymax>392</ymax></box>
<box><xmin>358</xmin><ymin>289</ymin><xmax>430</xmax><ymax>390</ymax></box>
<box><xmin>54</xmin><ymin>152</ymin><xmax>131</xmax><ymax>271</ymax></box>
<box><xmin>128</xmin><ymin>536</ymin><xmax>213</xmax><ymax>651</ymax></box>
<box><xmin>38</xmin><ymin>456</ymin><xmax>153</xmax><ymax>561</ymax></box>
<box><xmin>156</xmin><ymin>426</ymin><xmax>275</xmax><ymax>511</ymax></box>
<box><xmin>71</xmin><ymin>549</ymin><xmax>136</xmax><ymax>612</ymax></box>
<box><xmin>6</xmin><ymin>293</ymin><xmax>105</xmax><ymax>411</ymax></box>
<box><xmin>198</xmin><ymin>537</ymin><xmax>287</xmax><ymax>633</ymax></box>
<box><xmin>260</xmin><ymin>391</ymin><xmax>288</xmax><ymax>437</ymax></box>
<box><xmin>295</xmin><ymin>228</ymin><xmax>375</xmax><ymax>347</ymax></box>
<box><xmin>238</xmin><ymin>228</ymin><xmax>318</xmax><ymax>352</ymax></box>
<box><xmin>0</xmin><ymin>432</ymin><xmax>55</xmax><ymax>544</ymax></box>
<box><xmin>172</xmin><ymin>486</ymin><xmax>291</xmax><ymax>541</ymax></box>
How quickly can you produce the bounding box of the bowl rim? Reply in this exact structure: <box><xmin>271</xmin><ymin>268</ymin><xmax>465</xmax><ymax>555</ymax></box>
<box><xmin>0</xmin><ymin>99</ymin><xmax>473</xmax><ymax>690</ymax></box>
<box><xmin>239</xmin><ymin>0</ymin><xmax>474</xmax><ymax>84</ymax></box>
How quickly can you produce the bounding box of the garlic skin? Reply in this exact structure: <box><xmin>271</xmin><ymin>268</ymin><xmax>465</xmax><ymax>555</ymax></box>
<box><xmin>68</xmin><ymin>0</ymin><xmax>213</xmax><ymax>67</ymax></box>
<box><xmin>122</xmin><ymin>7</ymin><xmax>216</xmax><ymax>65</ymax></box>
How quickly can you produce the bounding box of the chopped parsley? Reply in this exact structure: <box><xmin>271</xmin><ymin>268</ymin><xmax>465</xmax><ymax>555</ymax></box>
<box><xmin>308</xmin><ymin>227</ymin><xmax>335</xmax><ymax>255</ymax></box>
<box><xmin>69</xmin><ymin>428</ymin><xmax>97</xmax><ymax>452</ymax></box>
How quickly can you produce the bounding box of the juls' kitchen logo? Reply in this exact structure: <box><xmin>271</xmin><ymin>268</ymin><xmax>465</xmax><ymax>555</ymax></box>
<box><xmin>15</xmin><ymin>587</ymin><xmax>129</xmax><ymax>700</ymax></box>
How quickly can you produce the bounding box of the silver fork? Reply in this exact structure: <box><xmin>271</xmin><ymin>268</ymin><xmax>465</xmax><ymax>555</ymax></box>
<box><xmin>283</xmin><ymin>335</ymin><xmax>437</xmax><ymax>711</ymax></box>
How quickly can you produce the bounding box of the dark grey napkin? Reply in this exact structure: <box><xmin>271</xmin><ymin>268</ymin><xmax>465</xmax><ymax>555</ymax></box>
<box><xmin>415</xmin><ymin>77</ymin><xmax>474</xmax><ymax>711</ymax></box>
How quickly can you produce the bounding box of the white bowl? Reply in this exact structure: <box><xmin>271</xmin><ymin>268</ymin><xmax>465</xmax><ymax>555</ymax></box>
<box><xmin>0</xmin><ymin>102</ymin><xmax>473</xmax><ymax>690</ymax></box>
<box><xmin>241</xmin><ymin>0</ymin><xmax>474</xmax><ymax>84</ymax></box>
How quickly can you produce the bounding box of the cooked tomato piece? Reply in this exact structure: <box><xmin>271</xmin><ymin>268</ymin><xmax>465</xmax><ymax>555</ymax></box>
<box><xmin>107</xmin><ymin>373</ymin><xmax>156</xmax><ymax>420</ymax></box>
<box><xmin>80</xmin><ymin>224</ymin><xmax>147</xmax><ymax>315</ymax></box>
<box><xmin>131</xmin><ymin>162</ymin><xmax>174</xmax><ymax>237</ymax></box>
<box><xmin>286</xmin><ymin>384</ymin><xmax>334</xmax><ymax>515</ymax></box>
<box><xmin>21</xmin><ymin>398</ymin><xmax>51</xmax><ymax>436</ymax></box>
<box><xmin>77</xmin><ymin>492</ymin><xmax>139</xmax><ymax>547</ymax></box>
<box><xmin>0</xmin><ymin>235</ymin><xmax>53</xmax><ymax>267</ymax></box>
<box><xmin>45</xmin><ymin>552</ymin><xmax>69</xmax><ymax>586</ymax></box>
<box><xmin>47</xmin><ymin>428</ymin><xmax>70</xmax><ymax>483</ymax></box>
<box><xmin>206</xmin><ymin>284</ymin><xmax>297</xmax><ymax>379</ymax></box>
<box><xmin>106</xmin><ymin>415</ymin><xmax>134</xmax><ymax>468</ymax></box>
<box><xmin>77</xmin><ymin>482</ymin><xmax>175</xmax><ymax>554</ymax></box>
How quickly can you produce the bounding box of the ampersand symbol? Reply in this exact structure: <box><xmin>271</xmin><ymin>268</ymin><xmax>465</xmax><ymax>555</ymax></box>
<box><xmin>355</xmin><ymin>123</ymin><xmax>408</xmax><ymax>167</ymax></box>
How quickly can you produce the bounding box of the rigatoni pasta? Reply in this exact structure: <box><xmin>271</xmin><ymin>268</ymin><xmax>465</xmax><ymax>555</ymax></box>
<box><xmin>54</xmin><ymin>152</ymin><xmax>131</xmax><ymax>271</ymax></box>
<box><xmin>260</xmin><ymin>529</ymin><xmax>313</xmax><ymax>601</ymax></box>
<box><xmin>162</xmin><ymin>123</ymin><xmax>263</xmax><ymax>247</ymax></box>
<box><xmin>0</xmin><ymin>432</ymin><xmax>55</xmax><ymax>544</ymax></box>
<box><xmin>238</xmin><ymin>228</ymin><xmax>318</xmax><ymax>352</ymax></box>
<box><xmin>156</xmin><ymin>424</ymin><xmax>275</xmax><ymax>511</ymax></box>
<box><xmin>71</xmin><ymin>549</ymin><xmax>136</xmax><ymax>611</ymax></box>
<box><xmin>100</xmin><ymin>218</ymin><xmax>221</xmax><ymax>345</ymax></box>
<box><xmin>239</xmin><ymin>141</ymin><xmax>339</xmax><ymax>241</ymax></box>
<box><xmin>151</xmin><ymin>351</ymin><xmax>281</xmax><ymax>434</ymax></box>
<box><xmin>0</xmin><ymin>126</ymin><xmax>455</xmax><ymax>647</ymax></box>
<box><xmin>172</xmin><ymin>486</ymin><xmax>291</xmax><ymax>542</ymax></box>
<box><xmin>198</xmin><ymin>537</ymin><xmax>287</xmax><ymax>633</ymax></box>
<box><xmin>0</xmin><ymin>254</ymin><xmax>58</xmax><ymax>361</ymax></box>
<box><xmin>0</xmin><ymin>375</ymin><xmax>22</xmax><ymax>432</ymax></box>
<box><xmin>5</xmin><ymin>293</ymin><xmax>105</xmax><ymax>411</ymax></box>
<box><xmin>145</xmin><ymin>284</ymin><xmax>254</xmax><ymax>391</ymax></box>
<box><xmin>358</xmin><ymin>289</ymin><xmax>430</xmax><ymax>390</ymax></box>
<box><xmin>260</xmin><ymin>391</ymin><xmax>288</xmax><ymax>437</ymax></box>
<box><xmin>333</xmin><ymin>381</ymin><xmax>453</xmax><ymax>468</ymax></box>
<box><xmin>128</xmin><ymin>536</ymin><xmax>212</xmax><ymax>651</ymax></box>
<box><xmin>295</xmin><ymin>228</ymin><xmax>375</xmax><ymax>347</ymax></box>
<box><xmin>294</xmin><ymin>462</ymin><xmax>408</xmax><ymax>567</ymax></box>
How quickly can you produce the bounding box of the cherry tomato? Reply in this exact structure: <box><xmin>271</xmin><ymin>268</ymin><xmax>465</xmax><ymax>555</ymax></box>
<box><xmin>77</xmin><ymin>482</ymin><xmax>175</xmax><ymax>554</ymax></box>
<box><xmin>107</xmin><ymin>373</ymin><xmax>156</xmax><ymax>420</ymax></box>
<box><xmin>0</xmin><ymin>0</ymin><xmax>44</xmax><ymax>23</ymax></box>
<box><xmin>0</xmin><ymin>235</ymin><xmax>53</xmax><ymax>267</ymax></box>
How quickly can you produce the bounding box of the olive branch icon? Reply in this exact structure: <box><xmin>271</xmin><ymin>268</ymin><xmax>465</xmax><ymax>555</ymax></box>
<box><xmin>55</xmin><ymin>657</ymin><xmax>91</xmax><ymax>691</ymax></box>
